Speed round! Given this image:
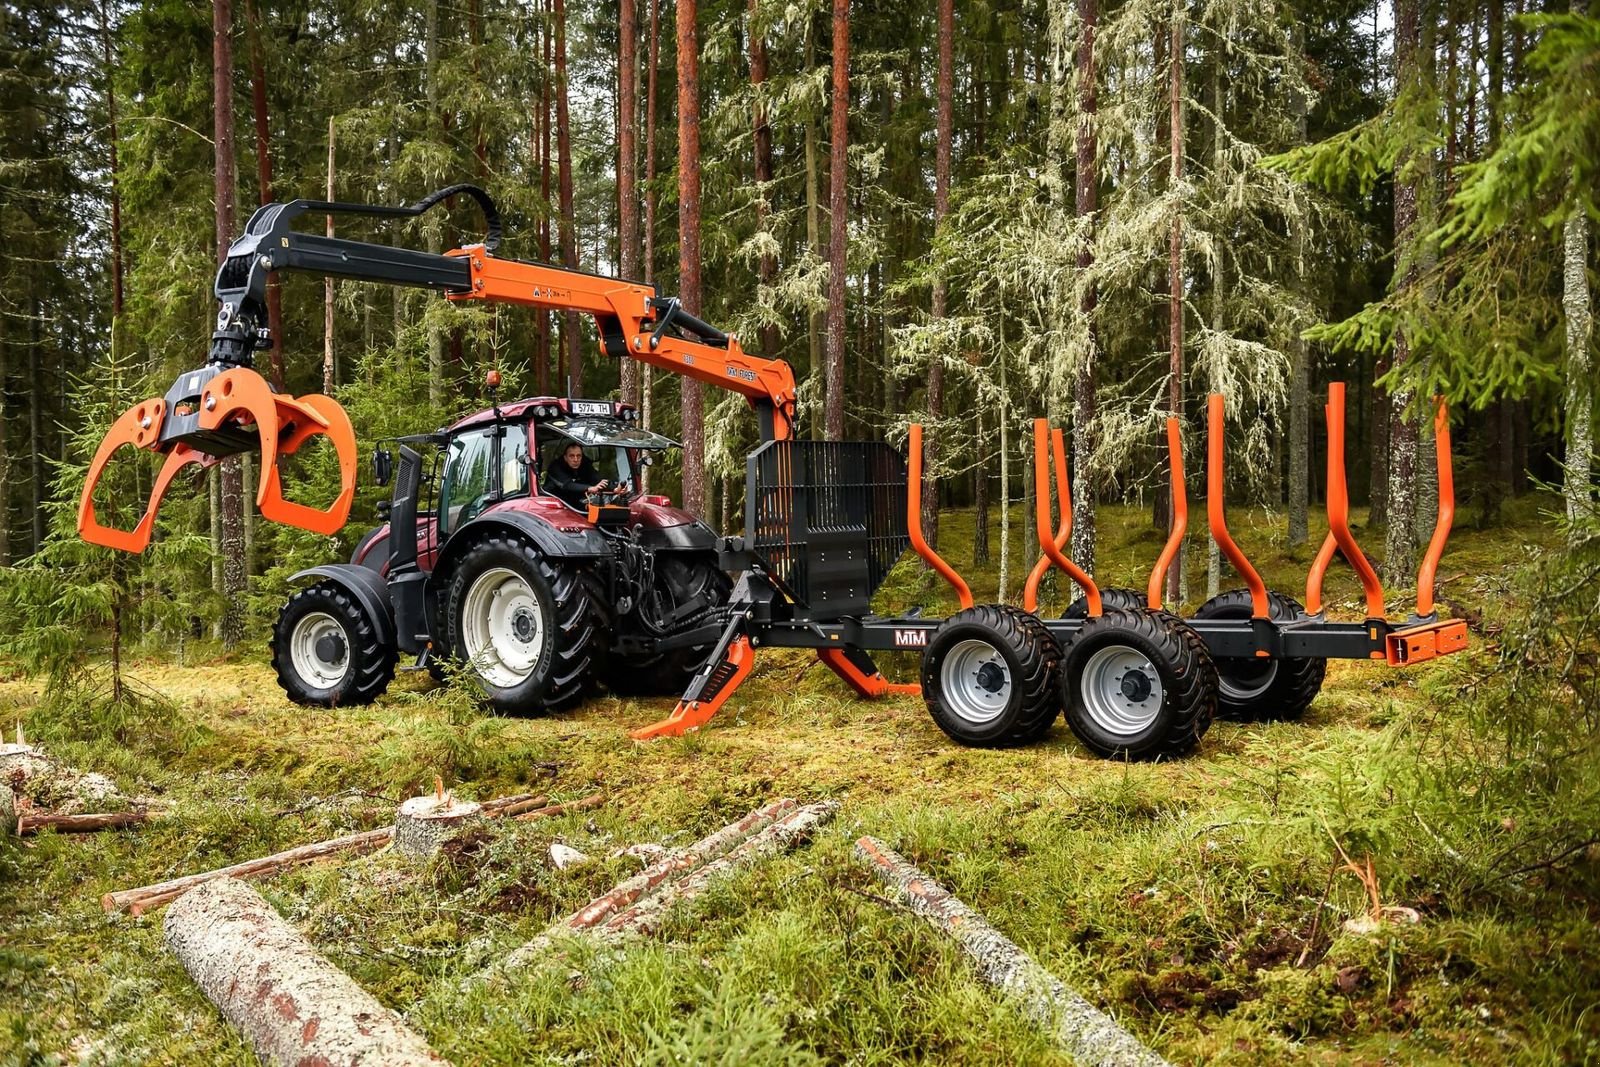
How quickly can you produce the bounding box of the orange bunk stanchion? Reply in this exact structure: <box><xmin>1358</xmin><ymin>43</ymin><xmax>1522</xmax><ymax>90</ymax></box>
<box><xmin>1147</xmin><ymin>417</ymin><xmax>1187</xmax><ymax>611</ymax></box>
<box><xmin>1030</xmin><ymin>420</ymin><xmax>1100</xmax><ymax>616</ymax></box>
<box><xmin>907</xmin><ymin>423</ymin><xmax>974</xmax><ymax>610</ymax></box>
<box><xmin>1206</xmin><ymin>394</ymin><xmax>1271</xmax><ymax>619</ymax></box>
<box><xmin>1023</xmin><ymin>427</ymin><xmax>1073</xmax><ymax>612</ymax></box>
<box><xmin>1303</xmin><ymin>382</ymin><xmax>1385</xmax><ymax>623</ymax></box>
<box><xmin>1416</xmin><ymin>396</ymin><xmax>1454</xmax><ymax>619</ymax></box>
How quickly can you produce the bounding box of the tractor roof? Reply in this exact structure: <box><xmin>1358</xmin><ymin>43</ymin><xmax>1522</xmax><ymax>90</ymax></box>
<box><xmin>446</xmin><ymin>396</ymin><xmax>639</xmax><ymax>434</ymax></box>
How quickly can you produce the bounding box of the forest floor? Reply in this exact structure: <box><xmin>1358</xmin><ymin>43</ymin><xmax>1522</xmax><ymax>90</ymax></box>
<box><xmin>2</xmin><ymin>498</ymin><xmax>1594</xmax><ymax>1065</ymax></box>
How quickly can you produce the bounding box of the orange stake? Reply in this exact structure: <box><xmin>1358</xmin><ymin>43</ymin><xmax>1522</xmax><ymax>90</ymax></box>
<box><xmin>907</xmin><ymin>424</ymin><xmax>973</xmax><ymax>610</ymax></box>
<box><xmin>1031</xmin><ymin>420</ymin><xmax>1100</xmax><ymax>615</ymax></box>
<box><xmin>1147</xmin><ymin>417</ymin><xmax>1187</xmax><ymax>611</ymax></box>
<box><xmin>1306</xmin><ymin>383</ymin><xmax>1385</xmax><ymax>620</ymax></box>
<box><xmin>1206</xmin><ymin>395</ymin><xmax>1270</xmax><ymax>619</ymax></box>
<box><xmin>1023</xmin><ymin>428</ymin><xmax>1072</xmax><ymax>612</ymax></box>
<box><xmin>1416</xmin><ymin>396</ymin><xmax>1454</xmax><ymax>618</ymax></box>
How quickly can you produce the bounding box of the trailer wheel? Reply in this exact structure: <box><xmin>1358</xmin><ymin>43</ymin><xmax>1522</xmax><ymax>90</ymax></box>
<box><xmin>271</xmin><ymin>581</ymin><xmax>397</xmax><ymax>708</ymax></box>
<box><xmin>443</xmin><ymin>533</ymin><xmax>607</xmax><ymax>713</ymax></box>
<box><xmin>1193</xmin><ymin>589</ymin><xmax>1326</xmax><ymax>720</ymax></box>
<box><xmin>1061</xmin><ymin>586</ymin><xmax>1148</xmax><ymax>619</ymax></box>
<box><xmin>1060</xmin><ymin>609</ymin><xmax>1217</xmax><ymax>760</ymax></box>
<box><xmin>920</xmin><ymin>605</ymin><xmax>1059</xmax><ymax>747</ymax></box>
<box><xmin>1007</xmin><ymin>611</ymin><xmax>1065</xmax><ymax>742</ymax></box>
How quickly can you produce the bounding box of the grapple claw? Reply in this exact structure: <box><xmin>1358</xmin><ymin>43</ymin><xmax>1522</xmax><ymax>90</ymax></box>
<box><xmin>77</xmin><ymin>366</ymin><xmax>358</xmax><ymax>552</ymax></box>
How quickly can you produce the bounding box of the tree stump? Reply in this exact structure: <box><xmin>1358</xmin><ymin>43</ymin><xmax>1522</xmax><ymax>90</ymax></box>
<box><xmin>0</xmin><ymin>783</ymin><xmax>14</xmax><ymax>836</ymax></box>
<box><xmin>394</xmin><ymin>793</ymin><xmax>483</xmax><ymax>860</ymax></box>
<box><xmin>164</xmin><ymin>878</ymin><xmax>447</xmax><ymax>1066</ymax></box>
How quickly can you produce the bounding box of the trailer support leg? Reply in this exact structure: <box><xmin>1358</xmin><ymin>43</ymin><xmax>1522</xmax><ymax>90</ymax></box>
<box><xmin>817</xmin><ymin>647</ymin><xmax>920</xmax><ymax>698</ymax></box>
<box><xmin>631</xmin><ymin>614</ymin><xmax>756</xmax><ymax>740</ymax></box>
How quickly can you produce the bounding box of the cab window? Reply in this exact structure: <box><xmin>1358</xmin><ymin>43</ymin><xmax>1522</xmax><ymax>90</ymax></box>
<box><xmin>438</xmin><ymin>424</ymin><xmax>528</xmax><ymax>533</ymax></box>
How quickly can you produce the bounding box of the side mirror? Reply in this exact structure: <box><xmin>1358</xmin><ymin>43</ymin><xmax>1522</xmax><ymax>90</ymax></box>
<box><xmin>372</xmin><ymin>447</ymin><xmax>393</xmax><ymax>487</ymax></box>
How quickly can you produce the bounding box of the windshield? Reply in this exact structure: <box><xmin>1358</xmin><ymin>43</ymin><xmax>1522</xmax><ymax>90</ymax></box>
<box><xmin>541</xmin><ymin>416</ymin><xmax>676</xmax><ymax>450</ymax></box>
<box><xmin>438</xmin><ymin>424</ymin><xmax>529</xmax><ymax>533</ymax></box>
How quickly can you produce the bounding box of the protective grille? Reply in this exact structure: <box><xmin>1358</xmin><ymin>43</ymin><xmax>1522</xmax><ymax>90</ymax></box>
<box><xmin>745</xmin><ymin>440</ymin><xmax>910</xmax><ymax>620</ymax></box>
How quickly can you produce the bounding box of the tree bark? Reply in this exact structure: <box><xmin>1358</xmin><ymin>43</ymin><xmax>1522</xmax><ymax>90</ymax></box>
<box><xmin>924</xmin><ymin>0</ymin><xmax>954</xmax><ymax>548</ymax></box>
<box><xmin>244</xmin><ymin>0</ymin><xmax>283</xmax><ymax>389</ymax></box>
<box><xmin>214</xmin><ymin>0</ymin><xmax>246</xmax><ymax>648</ymax></box>
<box><xmin>556</xmin><ymin>0</ymin><xmax>582</xmax><ymax>394</ymax></box>
<box><xmin>1164</xmin><ymin>5</ymin><xmax>1184</xmax><ymax>605</ymax></box>
<box><xmin>537</xmin><ymin>0</ymin><xmax>553</xmax><ymax>393</ymax></box>
<box><xmin>805</xmin><ymin>29</ymin><xmax>822</xmax><ymax>401</ymax></box>
<box><xmin>641</xmin><ymin>0</ymin><xmax>660</xmax><ymax>451</ymax></box>
<box><xmin>750</xmin><ymin>0</ymin><xmax>779</xmax><ymax>358</ymax></box>
<box><xmin>164</xmin><ymin>879</ymin><xmax>447</xmax><ymax>1066</ymax></box>
<box><xmin>1384</xmin><ymin>0</ymin><xmax>1422</xmax><ymax>584</ymax></box>
<box><xmin>18</xmin><ymin>811</ymin><xmax>148</xmax><ymax>835</ymax></box>
<box><xmin>678</xmin><ymin>0</ymin><xmax>707</xmax><ymax>512</ymax></box>
<box><xmin>1288</xmin><ymin>31</ymin><xmax>1310</xmax><ymax>546</ymax></box>
<box><xmin>618</xmin><ymin>0</ymin><xmax>640</xmax><ymax>406</ymax></box>
<box><xmin>1071</xmin><ymin>0</ymin><xmax>1098</xmax><ymax>575</ymax></box>
<box><xmin>425</xmin><ymin>0</ymin><xmax>445</xmax><ymax>406</ymax></box>
<box><xmin>1563</xmin><ymin>0</ymin><xmax>1594</xmax><ymax>534</ymax></box>
<box><xmin>823</xmin><ymin>0</ymin><xmax>849</xmax><ymax>441</ymax></box>
<box><xmin>323</xmin><ymin>116</ymin><xmax>336</xmax><ymax>395</ymax></box>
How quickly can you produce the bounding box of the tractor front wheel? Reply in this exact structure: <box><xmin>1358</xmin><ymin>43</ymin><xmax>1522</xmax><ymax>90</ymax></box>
<box><xmin>444</xmin><ymin>534</ymin><xmax>607</xmax><ymax>714</ymax></box>
<box><xmin>920</xmin><ymin>605</ymin><xmax>1060</xmax><ymax>747</ymax></box>
<box><xmin>1060</xmin><ymin>609</ymin><xmax>1217</xmax><ymax>760</ymax></box>
<box><xmin>271</xmin><ymin>581</ymin><xmax>397</xmax><ymax>708</ymax></box>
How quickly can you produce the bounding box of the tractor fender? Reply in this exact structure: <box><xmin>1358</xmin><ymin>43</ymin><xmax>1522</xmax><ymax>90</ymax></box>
<box><xmin>636</xmin><ymin>520</ymin><xmax>718</xmax><ymax>552</ymax></box>
<box><xmin>431</xmin><ymin>511</ymin><xmax>609</xmax><ymax>584</ymax></box>
<box><xmin>288</xmin><ymin>564</ymin><xmax>398</xmax><ymax>649</ymax></box>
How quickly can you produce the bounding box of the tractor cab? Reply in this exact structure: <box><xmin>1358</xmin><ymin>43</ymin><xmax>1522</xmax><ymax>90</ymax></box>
<box><xmin>530</xmin><ymin>406</ymin><xmax>676</xmax><ymax>515</ymax></box>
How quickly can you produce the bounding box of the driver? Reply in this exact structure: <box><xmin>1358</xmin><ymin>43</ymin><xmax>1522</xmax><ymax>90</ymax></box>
<box><xmin>545</xmin><ymin>441</ymin><xmax>610</xmax><ymax>508</ymax></box>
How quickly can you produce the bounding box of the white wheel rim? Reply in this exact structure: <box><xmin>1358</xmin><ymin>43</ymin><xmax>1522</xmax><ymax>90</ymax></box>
<box><xmin>461</xmin><ymin>567</ymin><xmax>546</xmax><ymax>689</ymax></box>
<box><xmin>1219</xmin><ymin>658</ymin><xmax>1279</xmax><ymax>701</ymax></box>
<box><xmin>290</xmin><ymin>612</ymin><xmax>350</xmax><ymax>690</ymax></box>
<box><xmin>940</xmin><ymin>639</ymin><xmax>1013</xmax><ymax>725</ymax></box>
<box><xmin>1079</xmin><ymin>645</ymin><xmax>1163</xmax><ymax>736</ymax></box>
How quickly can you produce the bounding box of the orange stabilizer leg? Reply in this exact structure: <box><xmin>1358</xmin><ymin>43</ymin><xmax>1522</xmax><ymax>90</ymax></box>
<box><xmin>1147</xmin><ymin>417</ymin><xmax>1187</xmax><ymax>611</ymax></box>
<box><xmin>631</xmin><ymin>635</ymin><xmax>756</xmax><ymax>740</ymax></box>
<box><xmin>907</xmin><ymin>424</ymin><xmax>974</xmax><ymax>609</ymax></box>
<box><xmin>817</xmin><ymin>647</ymin><xmax>921</xmax><ymax>698</ymax></box>
<box><xmin>1206</xmin><ymin>394</ymin><xmax>1270</xmax><ymax>619</ymax></box>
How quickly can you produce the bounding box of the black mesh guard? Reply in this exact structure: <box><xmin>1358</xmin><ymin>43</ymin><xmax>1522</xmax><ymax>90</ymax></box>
<box><xmin>745</xmin><ymin>440</ymin><xmax>910</xmax><ymax>620</ymax></box>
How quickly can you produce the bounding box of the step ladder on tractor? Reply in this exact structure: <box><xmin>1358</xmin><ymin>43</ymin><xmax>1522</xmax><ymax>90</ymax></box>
<box><xmin>76</xmin><ymin>184</ymin><xmax>1468</xmax><ymax>759</ymax></box>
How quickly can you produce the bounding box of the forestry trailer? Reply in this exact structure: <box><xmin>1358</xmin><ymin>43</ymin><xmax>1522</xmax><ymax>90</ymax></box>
<box><xmin>78</xmin><ymin>184</ymin><xmax>1469</xmax><ymax>757</ymax></box>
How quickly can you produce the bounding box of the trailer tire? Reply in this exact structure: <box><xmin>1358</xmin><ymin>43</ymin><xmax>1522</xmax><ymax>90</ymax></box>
<box><xmin>920</xmin><ymin>605</ymin><xmax>1060</xmax><ymax>747</ymax></box>
<box><xmin>443</xmin><ymin>533</ymin><xmax>607</xmax><ymax>714</ymax></box>
<box><xmin>1060</xmin><ymin>609</ymin><xmax>1216</xmax><ymax>760</ymax></box>
<box><xmin>1007</xmin><ymin>611</ymin><xmax>1065</xmax><ymax>742</ymax></box>
<box><xmin>1061</xmin><ymin>586</ymin><xmax>1148</xmax><ymax>619</ymax></box>
<box><xmin>272</xmin><ymin>581</ymin><xmax>397</xmax><ymax>708</ymax></box>
<box><xmin>1193</xmin><ymin>589</ymin><xmax>1326</xmax><ymax>721</ymax></box>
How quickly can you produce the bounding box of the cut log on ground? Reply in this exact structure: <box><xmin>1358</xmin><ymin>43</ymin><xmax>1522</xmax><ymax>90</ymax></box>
<box><xmin>164</xmin><ymin>877</ymin><xmax>448</xmax><ymax>1066</ymax></box>
<box><xmin>394</xmin><ymin>793</ymin><xmax>484</xmax><ymax>860</ymax></box>
<box><xmin>601</xmin><ymin>800</ymin><xmax>838</xmax><ymax>938</ymax></box>
<box><xmin>481</xmin><ymin>793</ymin><xmax>549</xmax><ymax>818</ymax></box>
<box><xmin>509</xmin><ymin>792</ymin><xmax>605</xmax><ymax>821</ymax></box>
<box><xmin>853</xmin><ymin>836</ymin><xmax>1171</xmax><ymax>1067</ymax></box>
<box><xmin>486</xmin><ymin>797</ymin><xmax>798</xmax><ymax>977</ymax></box>
<box><xmin>104</xmin><ymin>826</ymin><xmax>394</xmax><ymax>916</ymax></box>
<box><xmin>18</xmin><ymin>811</ymin><xmax>148</xmax><ymax>835</ymax></box>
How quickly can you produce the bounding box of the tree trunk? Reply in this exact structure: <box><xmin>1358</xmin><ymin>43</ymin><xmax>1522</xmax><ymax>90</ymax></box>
<box><xmin>619</xmin><ymin>0</ymin><xmax>640</xmax><ymax>405</ymax></box>
<box><xmin>641</xmin><ymin>0</ymin><xmax>659</xmax><ymax>453</ymax></box>
<box><xmin>28</xmin><ymin>306</ymin><xmax>43</xmax><ymax>552</ymax></box>
<box><xmin>1563</xmin><ymin>1</ymin><xmax>1594</xmax><ymax>533</ymax></box>
<box><xmin>1164</xmin><ymin>5</ymin><xmax>1184</xmax><ymax>606</ymax></box>
<box><xmin>537</xmin><ymin>0</ymin><xmax>553</xmax><ymax>393</ymax></box>
<box><xmin>823</xmin><ymin>0</ymin><xmax>849</xmax><ymax>441</ymax></box>
<box><xmin>244</xmin><ymin>0</ymin><xmax>283</xmax><ymax>389</ymax></box>
<box><xmin>923</xmin><ymin>0</ymin><xmax>953</xmax><ymax>548</ymax></box>
<box><xmin>973</xmin><ymin>401</ymin><xmax>990</xmax><ymax>564</ymax></box>
<box><xmin>0</xmin><ymin>298</ymin><xmax>8</xmax><ymax>564</ymax></box>
<box><xmin>556</xmin><ymin>0</ymin><xmax>582</xmax><ymax>394</ymax></box>
<box><xmin>213</xmin><ymin>0</ymin><xmax>246</xmax><ymax>649</ymax></box>
<box><xmin>1288</xmin><ymin>31</ymin><xmax>1310</xmax><ymax>546</ymax></box>
<box><xmin>164</xmin><ymin>879</ymin><xmax>446</xmax><ymax>1066</ymax></box>
<box><xmin>1071</xmin><ymin>0</ymin><xmax>1098</xmax><ymax>575</ymax></box>
<box><xmin>750</xmin><ymin>0</ymin><xmax>779</xmax><ymax>358</ymax></box>
<box><xmin>1206</xmin><ymin>58</ymin><xmax>1224</xmax><ymax>603</ymax></box>
<box><xmin>1384</xmin><ymin>0</ymin><xmax>1421</xmax><ymax>585</ymax></box>
<box><xmin>805</xmin><ymin>29</ymin><xmax>822</xmax><ymax>416</ymax></box>
<box><xmin>678</xmin><ymin>0</ymin><xmax>707</xmax><ymax>514</ymax></box>
<box><xmin>425</xmin><ymin>0</ymin><xmax>445</xmax><ymax>407</ymax></box>
<box><xmin>323</xmin><ymin>116</ymin><xmax>336</xmax><ymax>395</ymax></box>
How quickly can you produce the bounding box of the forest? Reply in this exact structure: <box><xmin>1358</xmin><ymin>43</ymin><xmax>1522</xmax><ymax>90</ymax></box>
<box><xmin>2</xmin><ymin>0</ymin><xmax>1598</xmax><ymax>1062</ymax></box>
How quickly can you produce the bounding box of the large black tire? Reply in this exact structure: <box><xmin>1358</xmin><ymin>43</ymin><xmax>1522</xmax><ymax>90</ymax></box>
<box><xmin>605</xmin><ymin>556</ymin><xmax>732</xmax><ymax>697</ymax></box>
<box><xmin>1193</xmin><ymin>589</ymin><xmax>1326</xmax><ymax>721</ymax></box>
<box><xmin>442</xmin><ymin>533</ymin><xmax>608</xmax><ymax>714</ymax></box>
<box><xmin>1007</xmin><ymin>611</ymin><xmax>1065</xmax><ymax>742</ymax></box>
<box><xmin>1062</xmin><ymin>586</ymin><xmax>1148</xmax><ymax>620</ymax></box>
<box><xmin>1059</xmin><ymin>608</ymin><xmax>1217</xmax><ymax>760</ymax></box>
<box><xmin>271</xmin><ymin>581</ymin><xmax>397</xmax><ymax>708</ymax></box>
<box><xmin>920</xmin><ymin>604</ymin><xmax>1060</xmax><ymax>747</ymax></box>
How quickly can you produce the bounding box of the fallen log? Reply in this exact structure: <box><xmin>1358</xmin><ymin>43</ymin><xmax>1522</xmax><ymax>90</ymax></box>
<box><xmin>482</xmin><ymin>793</ymin><xmax>549</xmax><ymax>818</ymax></box>
<box><xmin>103</xmin><ymin>826</ymin><xmax>394</xmax><ymax>916</ymax></box>
<box><xmin>164</xmin><ymin>877</ymin><xmax>447</xmax><ymax>1066</ymax></box>
<box><xmin>601</xmin><ymin>800</ymin><xmax>838</xmax><ymax>938</ymax></box>
<box><xmin>852</xmin><ymin>836</ymin><xmax>1170</xmax><ymax>1067</ymax></box>
<box><xmin>18</xmin><ymin>810</ymin><xmax>148</xmax><ymax>835</ymax></box>
<box><xmin>509</xmin><ymin>792</ymin><xmax>605</xmax><ymax>821</ymax></box>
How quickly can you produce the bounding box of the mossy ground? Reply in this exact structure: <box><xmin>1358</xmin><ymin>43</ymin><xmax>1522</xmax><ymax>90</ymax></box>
<box><xmin>2</xmin><ymin>497</ymin><xmax>1594</xmax><ymax>1065</ymax></box>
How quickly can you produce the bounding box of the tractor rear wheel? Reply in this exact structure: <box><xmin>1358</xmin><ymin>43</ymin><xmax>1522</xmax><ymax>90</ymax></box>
<box><xmin>443</xmin><ymin>533</ymin><xmax>607</xmax><ymax>714</ymax></box>
<box><xmin>1059</xmin><ymin>608</ymin><xmax>1217</xmax><ymax>760</ymax></box>
<box><xmin>1193</xmin><ymin>589</ymin><xmax>1326</xmax><ymax>721</ymax></box>
<box><xmin>271</xmin><ymin>581</ymin><xmax>397</xmax><ymax>708</ymax></box>
<box><xmin>920</xmin><ymin>605</ymin><xmax>1060</xmax><ymax>747</ymax></box>
<box><xmin>606</xmin><ymin>556</ymin><xmax>732</xmax><ymax>697</ymax></box>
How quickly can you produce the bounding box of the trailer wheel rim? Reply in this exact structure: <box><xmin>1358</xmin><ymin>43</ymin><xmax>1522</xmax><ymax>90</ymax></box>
<box><xmin>461</xmin><ymin>566</ymin><xmax>546</xmax><ymax>689</ymax></box>
<box><xmin>1080</xmin><ymin>644</ymin><xmax>1163</xmax><ymax>736</ymax></box>
<box><xmin>940</xmin><ymin>639</ymin><xmax>1013</xmax><ymax>724</ymax></box>
<box><xmin>1218</xmin><ymin>657</ymin><xmax>1278</xmax><ymax>701</ymax></box>
<box><xmin>289</xmin><ymin>612</ymin><xmax>350</xmax><ymax>690</ymax></box>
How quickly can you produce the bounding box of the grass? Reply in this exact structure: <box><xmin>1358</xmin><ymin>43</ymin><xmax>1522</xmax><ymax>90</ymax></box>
<box><xmin>1</xmin><ymin>496</ymin><xmax>1595</xmax><ymax>1065</ymax></box>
